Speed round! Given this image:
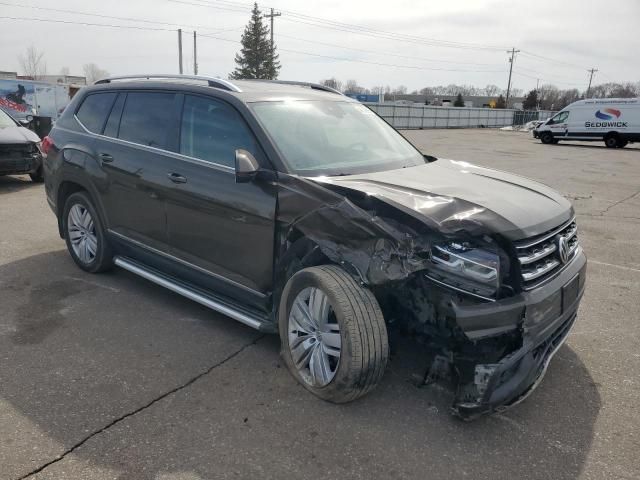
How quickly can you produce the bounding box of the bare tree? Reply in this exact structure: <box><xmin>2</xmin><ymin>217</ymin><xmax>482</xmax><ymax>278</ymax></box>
<box><xmin>83</xmin><ymin>63</ymin><xmax>110</xmax><ymax>84</ymax></box>
<box><xmin>483</xmin><ymin>84</ymin><xmax>502</xmax><ymax>97</ymax></box>
<box><xmin>344</xmin><ymin>79</ymin><xmax>365</xmax><ymax>94</ymax></box>
<box><xmin>320</xmin><ymin>77</ymin><xmax>343</xmax><ymax>91</ymax></box>
<box><xmin>59</xmin><ymin>66</ymin><xmax>70</xmax><ymax>76</ymax></box>
<box><xmin>18</xmin><ymin>45</ymin><xmax>47</xmax><ymax>80</ymax></box>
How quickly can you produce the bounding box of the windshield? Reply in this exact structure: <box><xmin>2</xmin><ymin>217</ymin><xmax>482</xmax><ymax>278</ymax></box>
<box><xmin>250</xmin><ymin>100</ymin><xmax>426</xmax><ymax>176</ymax></box>
<box><xmin>0</xmin><ymin>109</ymin><xmax>17</xmax><ymax>128</ymax></box>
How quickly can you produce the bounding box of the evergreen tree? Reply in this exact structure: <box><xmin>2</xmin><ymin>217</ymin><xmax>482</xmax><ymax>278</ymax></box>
<box><xmin>495</xmin><ymin>94</ymin><xmax>507</xmax><ymax>109</ymax></box>
<box><xmin>230</xmin><ymin>3</ymin><xmax>280</xmax><ymax>80</ymax></box>
<box><xmin>453</xmin><ymin>93</ymin><xmax>465</xmax><ymax>107</ymax></box>
<box><xmin>522</xmin><ymin>89</ymin><xmax>539</xmax><ymax>110</ymax></box>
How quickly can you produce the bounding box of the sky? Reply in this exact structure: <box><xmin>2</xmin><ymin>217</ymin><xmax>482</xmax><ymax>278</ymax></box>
<box><xmin>1</xmin><ymin>0</ymin><xmax>638</xmax><ymax>93</ymax></box>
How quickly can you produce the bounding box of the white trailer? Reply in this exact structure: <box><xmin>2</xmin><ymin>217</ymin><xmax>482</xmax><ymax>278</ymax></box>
<box><xmin>534</xmin><ymin>98</ymin><xmax>640</xmax><ymax>148</ymax></box>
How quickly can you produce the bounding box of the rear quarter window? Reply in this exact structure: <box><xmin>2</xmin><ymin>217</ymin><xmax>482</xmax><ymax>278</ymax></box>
<box><xmin>75</xmin><ymin>92</ymin><xmax>117</xmax><ymax>133</ymax></box>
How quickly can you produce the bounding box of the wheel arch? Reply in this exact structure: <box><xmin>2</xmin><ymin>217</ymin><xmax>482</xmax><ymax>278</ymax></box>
<box><xmin>56</xmin><ymin>177</ymin><xmax>107</xmax><ymax>238</ymax></box>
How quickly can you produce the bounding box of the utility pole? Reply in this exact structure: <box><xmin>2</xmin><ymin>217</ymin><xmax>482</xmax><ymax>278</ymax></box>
<box><xmin>178</xmin><ymin>28</ymin><xmax>183</xmax><ymax>74</ymax></box>
<box><xmin>535</xmin><ymin>78</ymin><xmax>540</xmax><ymax>111</ymax></box>
<box><xmin>505</xmin><ymin>47</ymin><xmax>520</xmax><ymax>108</ymax></box>
<box><xmin>586</xmin><ymin>68</ymin><xmax>598</xmax><ymax>97</ymax></box>
<box><xmin>263</xmin><ymin>7</ymin><xmax>281</xmax><ymax>50</ymax></box>
<box><xmin>193</xmin><ymin>31</ymin><xmax>198</xmax><ymax>75</ymax></box>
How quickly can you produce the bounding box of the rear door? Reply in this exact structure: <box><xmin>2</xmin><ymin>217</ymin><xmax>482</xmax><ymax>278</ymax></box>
<box><xmin>164</xmin><ymin>93</ymin><xmax>277</xmax><ymax>302</ymax></box>
<box><xmin>96</xmin><ymin>90</ymin><xmax>181</xmax><ymax>253</ymax></box>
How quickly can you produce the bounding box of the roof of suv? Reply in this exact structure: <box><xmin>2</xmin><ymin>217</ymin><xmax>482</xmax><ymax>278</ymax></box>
<box><xmin>93</xmin><ymin>75</ymin><xmax>353</xmax><ymax>103</ymax></box>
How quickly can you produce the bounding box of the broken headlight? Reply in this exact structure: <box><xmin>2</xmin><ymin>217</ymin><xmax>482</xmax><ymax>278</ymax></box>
<box><xmin>427</xmin><ymin>242</ymin><xmax>500</xmax><ymax>300</ymax></box>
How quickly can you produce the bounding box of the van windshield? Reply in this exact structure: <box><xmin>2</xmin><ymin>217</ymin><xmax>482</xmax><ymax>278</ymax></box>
<box><xmin>250</xmin><ymin>100</ymin><xmax>426</xmax><ymax>176</ymax></box>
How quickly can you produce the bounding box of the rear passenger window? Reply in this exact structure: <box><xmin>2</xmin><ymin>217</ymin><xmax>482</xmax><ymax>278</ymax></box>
<box><xmin>118</xmin><ymin>92</ymin><xmax>176</xmax><ymax>149</ymax></box>
<box><xmin>76</xmin><ymin>93</ymin><xmax>117</xmax><ymax>133</ymax></box>
<box><xmin>180</xmin><ymin>95</ymin><xmax>257</xmax><ymax>167</ymax></box>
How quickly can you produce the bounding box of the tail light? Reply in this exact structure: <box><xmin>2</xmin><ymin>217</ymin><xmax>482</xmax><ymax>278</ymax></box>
<box><xmin>41</xmin><ymin>135</ymin><xmax>53</xmax><ymax>155</ymax></box>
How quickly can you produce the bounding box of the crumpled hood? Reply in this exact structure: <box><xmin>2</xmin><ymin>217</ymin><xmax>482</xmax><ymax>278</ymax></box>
<box><xmin>0</xmin><ymin>125</ymin><xmax>41</xmax><ymax>144</ymax></box>
<box><xmin>311</xmin><ymin>159</ymin><xmax>573</xmax><ymax>240</ymax></box>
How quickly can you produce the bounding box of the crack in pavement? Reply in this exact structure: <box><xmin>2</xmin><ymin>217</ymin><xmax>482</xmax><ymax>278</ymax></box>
<box><xmin>15</xmin><ymin>334</ymin><xmax>266</xmax><ymax>480</ymax></box>
<box><xmin>600</xmin><ymin>190</ymin><xmax>640</xmax><ymax>215</ymax></box>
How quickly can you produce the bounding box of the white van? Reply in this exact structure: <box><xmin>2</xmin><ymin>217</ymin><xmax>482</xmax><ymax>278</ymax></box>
<box><xmin>534</xmin><ymin>98</ymin><xmax>639</xmax><ymax>148</ymax></box>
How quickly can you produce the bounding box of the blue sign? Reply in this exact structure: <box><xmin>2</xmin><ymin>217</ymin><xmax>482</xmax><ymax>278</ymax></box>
<box><xmin>345</xmin><ymin>93</ymin><xmax>381</xmax><ymax>103</ymax></box>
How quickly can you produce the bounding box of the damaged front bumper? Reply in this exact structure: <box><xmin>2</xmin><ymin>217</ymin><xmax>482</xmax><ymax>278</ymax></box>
<box><xmin>447</xmin><ymin>249</ymin><xmax>587</xmax><ymax>420</ymax></box>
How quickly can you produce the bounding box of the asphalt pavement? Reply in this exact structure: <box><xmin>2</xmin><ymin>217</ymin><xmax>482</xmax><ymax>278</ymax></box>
<box><xmin>1</xmin><ymin>129</ymin><xmax>638</xmax><ymax>479</ymax></box>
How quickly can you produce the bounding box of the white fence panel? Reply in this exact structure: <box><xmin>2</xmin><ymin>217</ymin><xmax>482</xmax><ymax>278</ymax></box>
<box><xmin>364</xmin><ymin>103</ymin><xmax>556</xmax><ymax>130</ymax></box>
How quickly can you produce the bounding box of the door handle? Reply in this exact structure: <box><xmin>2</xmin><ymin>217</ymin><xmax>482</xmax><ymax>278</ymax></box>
<box><xmin>99</xmin><ymin>153</ymin><xmax>114</xmax><ymax>163</ymax></box>
<box><xmin>167</xmin><ymin>172</ymin><xmax>187</xmax><ymax>184</ymax></box>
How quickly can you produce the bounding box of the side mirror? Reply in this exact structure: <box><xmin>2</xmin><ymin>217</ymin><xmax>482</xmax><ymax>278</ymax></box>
<box><xmin>234</xmin><ymin>149</ymin><xmax>260</xmax><ymax>183</ymax></box>
<box><xmin>19</xmin><ymin>115</ymin><xmax>33</xmax><ymax>125</ymax></box>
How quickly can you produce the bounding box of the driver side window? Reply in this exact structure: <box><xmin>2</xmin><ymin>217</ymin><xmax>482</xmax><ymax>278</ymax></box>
<box><xmin>549</xmin><ymin>111</ymin><xmax>569</xmax><ymax>125</ymax></box>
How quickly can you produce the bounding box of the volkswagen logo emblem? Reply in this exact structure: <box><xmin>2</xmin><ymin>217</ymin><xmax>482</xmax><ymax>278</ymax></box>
<box><xmin>557</xmin><ymin>235</ymin><xmax>569</xmax><ymax>264</ymax></box>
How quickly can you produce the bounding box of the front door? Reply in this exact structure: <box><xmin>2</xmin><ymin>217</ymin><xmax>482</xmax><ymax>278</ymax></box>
<box><xmin>164</xmin><ymin>94</ymin><xmax>277</xmax><ymax>302</ymax></box>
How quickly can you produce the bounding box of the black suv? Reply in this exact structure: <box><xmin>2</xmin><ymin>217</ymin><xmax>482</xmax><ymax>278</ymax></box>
<box><xmin>44</xmin><ymin>75</ymin><xmax>586</xmax><ymax>419</ymax></box>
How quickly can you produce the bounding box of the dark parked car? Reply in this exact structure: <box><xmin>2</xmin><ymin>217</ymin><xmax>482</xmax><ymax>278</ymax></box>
<box><xmin>43</xmin><ymin>75</ymin><xmax>586</xmax><ymax>419</ymax></box>
<box><xmin>0</xmin><ymin>109</ymin><xmax>44</xmax><ymax>182</ymax></box>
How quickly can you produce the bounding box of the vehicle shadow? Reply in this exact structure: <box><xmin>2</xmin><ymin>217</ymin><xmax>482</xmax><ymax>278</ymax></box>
<box><xmin>541</xmin><ymin>142</ymin><xmax>639</xmax><ymax>151</ymax></box>
<box><xmin>1</xmin><ymin>251</ymin><xmax>601</xmax><ymax>480</ymax></box>
<box><xmin>0</xmin><ymin>175</ymin><xmax>39</xmax><ymax>195</ymax></box>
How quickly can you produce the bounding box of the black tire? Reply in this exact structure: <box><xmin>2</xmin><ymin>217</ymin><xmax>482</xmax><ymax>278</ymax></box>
<box><xmin>29</xmin><ymin>166</ymin><xmax>44</xmax><ymax>183</ymax></box>
<box><xmin>278</xmin><ymin>265</ymin><xmax>389</xmax><ymax>403</ymax></box>
<box><xmin>62</xmin><ymin>191</ymin><xmax>113</xmax><ymax>273</ymax></box>
<box><xmin>540</xmin><ymin>132</ymin><xmax>554</xmax><ymax>144</ymax></box>
<box><xmin>616</xmin><ymin>139</ymin><xmax>628</xmax><ymax>148</ymax></box>
<box><xmin>604</xmin><ymin>134</ymin><xmax>618</xmax><ymax>148</ymax></box>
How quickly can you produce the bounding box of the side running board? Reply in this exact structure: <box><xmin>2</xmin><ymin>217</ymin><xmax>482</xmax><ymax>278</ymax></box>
<box><xmin>114</xmin><ymin>256</ymin><xmax>276</xmax><ymax>333</ymax></box>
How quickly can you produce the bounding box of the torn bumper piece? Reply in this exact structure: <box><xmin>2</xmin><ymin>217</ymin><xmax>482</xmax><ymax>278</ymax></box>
<box><xmin>450</xmin><ymin>250</ymin><xmax>587</xmax><ymax>420</ymax></box>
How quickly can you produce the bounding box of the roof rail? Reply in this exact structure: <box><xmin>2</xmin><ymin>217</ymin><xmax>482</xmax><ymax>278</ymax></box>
<box><xmin>94</xmin><ymin>74</ymin><xmax>242</xmax><ymax>92</ymax></box>
<box><xmin>244</xmin><ymin>79</ymin><xmax>343</xmax><ymax>95</ymax></box>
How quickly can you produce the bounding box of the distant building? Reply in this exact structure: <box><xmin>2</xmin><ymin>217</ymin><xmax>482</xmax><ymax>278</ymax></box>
<box><xmin>0</xmin><ymin>71</ymin><xmax>18</xmax><ymax>80</ymax></box>
<box><xmin>384</xmin><ymin>93</ymin><xmax>525</xmax><ymax>109</ymax></box>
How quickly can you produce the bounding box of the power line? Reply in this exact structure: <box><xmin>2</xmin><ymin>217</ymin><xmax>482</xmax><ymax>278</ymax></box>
<box><xmin>173</xmin><ymin>0</ymin><xmax>510</xmax><ymax>51</ymax></box>
<box><xmin>198</xmin><ymin>33</ymin><xmax>507</xmax><ymax>73</ymax></box>
<box><xmin>0</xmin><ymin>0</ymin><xmax>226</xmax><ymax>31</ymax></box>
<box><xmin>0</xmin><ymin>15</ymin><xmax>176</xmax><ymax>31</ymax></box>
<box><xmin>275</xmin><ymin>33</ymin><xmax>506</xmax><ymax>67</ymax></box>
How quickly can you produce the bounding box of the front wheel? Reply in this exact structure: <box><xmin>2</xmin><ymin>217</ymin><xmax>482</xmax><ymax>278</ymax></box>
<box><xmin>540</xmin><ymin>132</ymin><xmax>554</xmax><ymax>144</ymax></box>
<box><xmin>29</xmin><ymin>166</ymin><xmax>44</xmax><ymax>182</ymax></box>
<box><xmin>279</xmin><ymin>265</ymin><xmax>389</xmax><ymax>403</ymax></box>
<box><xmin>616</xmin><ymin>139</ymin><xmax>628</xmax><ymax>148</ymax></box>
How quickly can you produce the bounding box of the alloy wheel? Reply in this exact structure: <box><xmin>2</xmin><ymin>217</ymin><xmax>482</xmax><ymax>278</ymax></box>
<box><xmin>67</xmin><ymin>204</ymin><xmax>98</xmax><ymax>264</ymax></box>
<box><xmin>287</xmin><ymin>287</ymin><xmax>341</xmax><ymax>387</ymax></box>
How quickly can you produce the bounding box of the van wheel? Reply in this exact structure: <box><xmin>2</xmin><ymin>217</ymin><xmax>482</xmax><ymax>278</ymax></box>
<box><xmin>63</xmin><ymin>191</ymin><xmax>113</xmax><ymax>273</ymax></box>
<box><xmin>540</xmin><ymin>132</ymin><xmax>554</xmax><ymax>144</ymax></box>
<box><xmin>604</xmin><ymin>134</ymin><xmax>618</xmax><ymax>148</ymax></box>
<box><xmin>279</xmin><ymin>265</ymin><xmax>389</xmax><ymax>403</ymax></box>
<box><xmin>616</xmin><ymin>139</ymin><xmax>628</xmax><ymax>148</ymax></box>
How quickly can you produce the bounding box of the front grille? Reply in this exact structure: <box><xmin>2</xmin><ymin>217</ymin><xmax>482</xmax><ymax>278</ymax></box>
<box><xmin>515</xmin><ymin>218</ymin><xmax>579</xmax><ymax>289</ymax></box>
<box><xmin>0</xmin><ymin>143</ymin><xmax>35</xmax><ymax>158</ymax></box>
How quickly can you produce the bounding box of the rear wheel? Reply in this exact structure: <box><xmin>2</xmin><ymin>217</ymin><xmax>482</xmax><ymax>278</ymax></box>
<box><xmin>604</xmin><ymin>134</ymin><xmax>618</xmax><ymax>148</ymax></box>
<box><xmin>540</xmin><ymin>132</ymin><xmax>554</xmax><ymax>144</ymax></box>
<box><xmin>63</xmin><ymin>191</ymin><xmax>113</xmax><ymax>273</ymax></box>
<box><xmin>279</xmin><ymin>265</ymin><xmax>389</xmax><ymax>403</ymax></box>
<box><xmin>616</xmin><ymin>139</ymin><xmax>628</xmax><ymax>148</ymax></box>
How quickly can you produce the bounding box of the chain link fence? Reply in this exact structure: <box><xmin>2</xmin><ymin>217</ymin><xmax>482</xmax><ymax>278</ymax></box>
<box><xmin>364</xmin><ymin>103</ymin><xmax>556</xmax><ymax>129</ymax></box>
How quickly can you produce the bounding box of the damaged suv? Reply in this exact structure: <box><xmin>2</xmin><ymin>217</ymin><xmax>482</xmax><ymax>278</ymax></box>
<box><xmin>44</xmin><ymin>75</ymin><xmax>586</xmax><ymax>419</ymax></box>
